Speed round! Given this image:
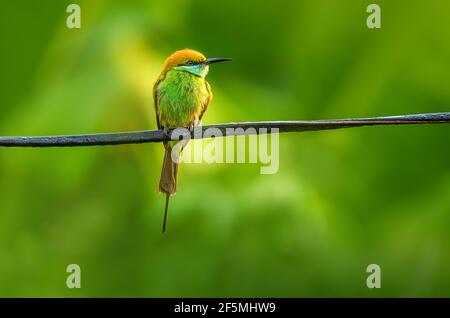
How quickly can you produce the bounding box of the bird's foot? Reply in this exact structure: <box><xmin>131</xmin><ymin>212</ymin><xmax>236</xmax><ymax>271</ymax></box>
<box><xmin>162</xmin><ymin>127</ymin><xmax>170</xmax><ymax>141</ymax></box>
<box><xmin>189</xmin><ymin>118</ymin><xmax>202</xmax><ymax>135</ymax></box>
<box><xmin>193</xmin><ymin>118</ymin><xmax>201</xmax><ymax>127</ymax></box>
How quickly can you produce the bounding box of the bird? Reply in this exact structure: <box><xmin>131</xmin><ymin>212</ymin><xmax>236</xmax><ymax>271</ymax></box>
<box><xmin>153</xmin><ymin>49</ymin><xmax>231</xmax><ymax>232</ymax></box>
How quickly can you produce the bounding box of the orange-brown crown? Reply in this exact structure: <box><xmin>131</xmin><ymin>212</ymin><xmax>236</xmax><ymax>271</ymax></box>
<box><xmin>160</xmin><ymin>49</ymin><xmax>206</xmax><ymax>74</ymax></box>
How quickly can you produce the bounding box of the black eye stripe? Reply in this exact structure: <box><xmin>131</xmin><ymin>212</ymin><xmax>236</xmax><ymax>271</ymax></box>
<box><xmin>181</xmin><ymin>61</ymin><xmax>203</xmax><ymax>66</ymax></box>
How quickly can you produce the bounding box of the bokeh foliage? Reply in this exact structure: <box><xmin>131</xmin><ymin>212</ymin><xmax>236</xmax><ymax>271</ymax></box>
<box><xmin>0</xmin><ymin>0</ymin><xmax>449</xmax><ymax>297</ymax></box>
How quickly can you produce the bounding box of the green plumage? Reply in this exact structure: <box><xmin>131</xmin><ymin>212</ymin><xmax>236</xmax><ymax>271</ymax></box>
<box><xmin>156</xmin><ymin>69</ymin><xmax>210</xmax><ymax>128</ymax></box>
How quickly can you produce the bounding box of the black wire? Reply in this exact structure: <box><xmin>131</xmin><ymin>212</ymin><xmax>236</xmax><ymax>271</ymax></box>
<box><xmin>0</xmin><ymin>112</ymin><xmax>449</xmax><ymax>148</ymax></box>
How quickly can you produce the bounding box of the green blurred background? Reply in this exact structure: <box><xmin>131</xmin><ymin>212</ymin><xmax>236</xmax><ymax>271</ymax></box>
<box><xmin>0</xmin><ymin>0</ymin><xmax>449</xmax><ymax>297</ymax></box>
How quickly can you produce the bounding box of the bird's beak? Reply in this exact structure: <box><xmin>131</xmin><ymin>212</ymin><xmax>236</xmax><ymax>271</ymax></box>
<box><xmin>204</xmin><ymin>57</ymin><xmax>232</xmax><ymax>65</ymax></box>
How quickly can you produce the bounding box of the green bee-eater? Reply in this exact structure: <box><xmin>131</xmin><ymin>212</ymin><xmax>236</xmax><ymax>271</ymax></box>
<box><xmin>153</xmin><ymin>49</ymin><xmax>231</xmax><ymax>232</ymax></box>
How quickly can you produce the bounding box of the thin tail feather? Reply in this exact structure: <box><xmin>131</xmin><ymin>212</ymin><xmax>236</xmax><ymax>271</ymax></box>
<box><xmin>162</xmin><ymin>194</ymin><xmax>170</xmax><ymax>233</ymax></box>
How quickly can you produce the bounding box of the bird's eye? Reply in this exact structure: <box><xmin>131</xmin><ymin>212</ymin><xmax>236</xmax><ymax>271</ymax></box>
<box><xmin>186</xmin><ymin>61</ymin><xmax>194</xmax><ymax>65</ymax></box>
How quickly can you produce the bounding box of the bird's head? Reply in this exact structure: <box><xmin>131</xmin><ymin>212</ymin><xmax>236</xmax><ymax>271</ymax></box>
<box><xmin>161</xmin><ymin>49</ymin><xmax>231</xmax><ymax>78</ymax></box>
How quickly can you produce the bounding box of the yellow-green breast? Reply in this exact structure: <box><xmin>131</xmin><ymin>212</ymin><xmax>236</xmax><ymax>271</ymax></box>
<box><xmin>156</xmin><ymin>69</ymin><xmax>210</xmax><ymax>128</ymax></box>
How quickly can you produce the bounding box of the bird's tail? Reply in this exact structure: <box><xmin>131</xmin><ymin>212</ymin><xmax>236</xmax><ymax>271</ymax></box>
<box><xmin>159</xmin><ymin>143</ymin><xmax>179</xmax><ymax>232</ymax></box>
<box><xmin>159</xmin><ymin>143</ymin><xmax>179</xmax><ymax>195</ymax></box>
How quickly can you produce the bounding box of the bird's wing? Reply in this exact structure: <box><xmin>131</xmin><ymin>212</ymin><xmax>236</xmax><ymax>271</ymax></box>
<box><xmin>199</xmin><ymin>80</ymin><xmax>213</xmax><ymax>120</ymax></box>
<box><xmin>153</xmin><ymin>78</ymin><xmax>162</xmax><ymax>130</ymax></box>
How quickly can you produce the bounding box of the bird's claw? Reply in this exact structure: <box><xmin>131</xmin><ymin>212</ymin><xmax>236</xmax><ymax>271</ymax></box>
<box><xmin>162</xmin><ymin>127</ymin><xmax>170</xmax><ymax>141</ymax></box>
<box><xmin>189</xmin><ymin>118</ymin><xmax>201</xmax><ymax>134</ymax></box>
